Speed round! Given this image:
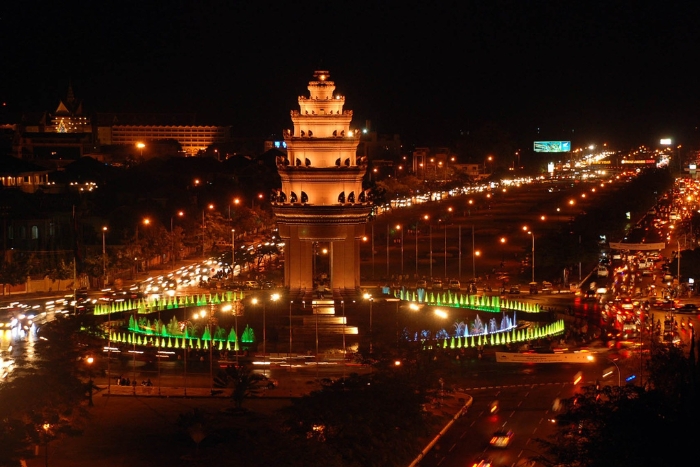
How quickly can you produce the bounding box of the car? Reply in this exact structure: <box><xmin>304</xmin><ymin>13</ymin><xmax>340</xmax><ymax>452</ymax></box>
<box><xmin>508</xmin><ymin>286</ymin><xmax>520</xmax><ymax>294</ymax></box>
<box><xmin>432</xmin><ymin>279</ymin><xmax>443</xmax><ymax>290</ymax></box>
<box><xmin>416</xmin><ymin>279</ymin><xmax>428</xmax><ymax>289</ymax></box>
<box><xmin>597</xmin><ymin>265</ymin><xmax>609</xmax><ymax>277</ymax></box>
<box><xmin>676</xmin><ymin>303</ymin><xmax>698</xmax><ymax>313</ymax></box>
<box><xmin>244</xmin><ymin>280</ymin><xmax>261</xmax><ymax>290</ymax></box>
<box><xmin>448</xmin><ymin>279</ymin><xmax>461</xmax><ymax>291</ymax></box>
<box><xmin>253</xmin><ymin>374</ymin><xmax>279</xmax><ymax>389</ymax></box>
<box><xmin>490</xmin><ymin>429</ymin><xmax>514</xmax><ymax>448</ymax></box>
<box><xmin>471</xmin><ymin>456</ymin><xmax>493</xmax><ymax>467</ymax></box>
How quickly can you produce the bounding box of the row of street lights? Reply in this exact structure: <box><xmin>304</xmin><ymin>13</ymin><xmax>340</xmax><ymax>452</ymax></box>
<box><xmin>369</xmin><ymin>213</ymin><xmax>546</xmax><ymax>282</ymax></box>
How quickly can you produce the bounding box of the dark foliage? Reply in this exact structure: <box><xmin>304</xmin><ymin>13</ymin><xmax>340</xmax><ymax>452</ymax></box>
<box><xmin>281</xmin><ymin>372</ymin><xmax>436</xmax><ymax>467</ymax></box>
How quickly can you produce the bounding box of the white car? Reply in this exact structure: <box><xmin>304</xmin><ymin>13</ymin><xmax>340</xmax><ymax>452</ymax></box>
<box><xmin>597</xmin><ymin>265</ymin><xmax>609</xmax><ymax>277</ymax></box>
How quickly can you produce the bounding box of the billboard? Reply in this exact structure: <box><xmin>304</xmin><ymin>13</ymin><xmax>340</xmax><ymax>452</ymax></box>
<box><xmin>496</xmin><ymin>351</ymin><xmax>594</xmax><ymax>363</ymax></box>
<box><xmin>609</xmin><ymin>242</ymin><xmax>665</xmax><ymax>251</ymax></box>
<box><xmin>534</xmin><ymin>141</ymin><xmax>571</xmax><ymax>153</ymax></box>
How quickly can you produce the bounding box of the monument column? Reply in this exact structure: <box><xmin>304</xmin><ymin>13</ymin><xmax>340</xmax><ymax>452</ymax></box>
<box><xmin>272</xmin><ymin>71</ymin><xmax>372</xmax><ymax>295</ymax></box>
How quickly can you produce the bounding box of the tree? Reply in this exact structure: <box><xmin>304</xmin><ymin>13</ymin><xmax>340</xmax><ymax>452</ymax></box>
<box><xmin>0</xmin><ymin>258</ymin><xmax>29</xmax><ymax>292</ymax></box>
<box><xmin>47</xmin><ymin>259</ymin><xmax>73</xmax><ymax>290</ymax></box>
<box><xmin>281</xmin><ymin>372</ymin><xmax>434</xmax><ymax>467</ymax></box>
<box><xmin>0</xmin><ymin>313</ymin><xmax>104</xmax><ymax>464</ymax></box>
<box><xmin>212</xmin><ymin>365</ymin><xmax>263</xmax><ymax>410</ymax></box>
<box><xmin>537</xmin><ymin>340</ymin><xmax>700</xmax><ymax>467</ymax></box>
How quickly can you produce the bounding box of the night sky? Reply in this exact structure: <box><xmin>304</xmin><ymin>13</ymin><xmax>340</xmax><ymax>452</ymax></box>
<box><xmin>2</xmin><ymin>0</ymin><xmax>699</xmax><ymax>150</ymax></box>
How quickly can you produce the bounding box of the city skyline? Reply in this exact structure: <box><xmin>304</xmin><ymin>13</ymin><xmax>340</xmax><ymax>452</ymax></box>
<box><xmin>1</xmin><ymin>1</ymin><xmax>698</xmax><ymax>149</ymax></box>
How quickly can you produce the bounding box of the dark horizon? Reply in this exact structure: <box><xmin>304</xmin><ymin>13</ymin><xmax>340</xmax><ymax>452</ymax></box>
<box><xmin>2</xmin><ymin>1</ymin><xmax>698</xmax><ymax>152</ymax></box>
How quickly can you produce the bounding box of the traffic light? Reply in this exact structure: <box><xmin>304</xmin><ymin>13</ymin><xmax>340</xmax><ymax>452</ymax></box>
<box><xmin>573</xmin><ymin>371</ymin><xmax>583</xmax><ymax>385</ymax></box>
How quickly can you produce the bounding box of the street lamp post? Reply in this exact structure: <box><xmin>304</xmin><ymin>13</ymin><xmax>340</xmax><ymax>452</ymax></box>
<box><xmin>231</xmin><ymin>229</ymin><xmax>236</xmax><ymax>278</ymax></box>
<box><xmin>183</xmin><ymin>306</ymin><xmax>188</xmax><ymax>396</ymax></box>
<box><xmin>364</xmin><ymin>293</ymin><xmax>374</xmax><ymax>354</ymax></box>
<box><xmin>531</xmin><ymin>232</ymin><xmax>535</xmax><ymax>283</ymax></box>
<box><xmin>102</xmin><ymin>226</ymin><xmax>107</xmax><ymax>287</ymax></box>
<box><xmin>233</xmin><ymin>301</ymin><xmax>240</xmax><ymax>365</ymax></box>
<box><xmin>107</xmin><ymin>300</ymin><xmax>112</xmax><ymax>395</ymax></box>
<box><xmin>86</xmin><ymin>356</ymin><xmax>94</xmax><ymax>407</ymax></box>
<box><xmin>341</xmin><ymin>300</ymin><xmax>346</xmax><ymax>358</ymax></box>
<box><xmin>341</xmin><ymin>299</ymin><xmax>346</xmax><ymax>378</ymax></box>
<box><xmin>131</xmin><ymin>311</ymin><xmax>137</xmax><ymax>394</ymax></box>
<box><xmin>458</xmin><ymin>225</ymin><xmax>462</xmax><ymax>279</ymax></box>
<box><xmin>208</xmin><ymin>306</ymin><xmax>214</xmax><ymax>393</ymax></box>
<box><xmin>202</xmin><ymin>204</ymin><xmax>214</xmax><ymax>260</ymax></box>
<box><xmin>371</xmin><ymin>223</ymin><xmax>375</xmax><ymax>279</ymax></box>
<box><xmin>386</xmin><ymin>223</ymin><xmax>390</xmax><ymax>277</ymax></box>
<box><xmin>677</xmin><ymin>239</ymin><xmax>681</xmax><ymax>285</ymax></box>
<box><xmin>386</xmin><ymin>297</ymin><xmax>400</xmax><ymax>350</ymax></box>
<box><xmin>591</xmin><ymin>354</ymin><xmax>621</xmax><ymax>387</ymax></box>
<box><xmin>484</xmin><ymin>155</ymin><xmax>493</xmax><ymax>175</ymax></box>
<box><xmin>289</xmin><ymin>300</ymin><xmax>293</xmax><ymax>357</ymax></box>
<box><xmin>429</xmin><ymin>224</ymin><xmax>433</xmax><ymax>278</ymax></box>
<box><xmin>523</xmin><ymin>226</ymin><xmax>535</xmax><ymax>283</ymax></box>
<box><xmin>444</xmin><ymin>222</ymin><xmax>447</xmax><ymax>278</ymax></box>
<box><xmin>415</xmin><ymin>219</ymin><xmax>419</xmax><ymax>276</ymax></box>
<box><xmin>471</xmin><ymin>225</ymin><xmax>476</xmax><ymax>280</ymax></box>
<box><xmin>399</xmin><ymin>224</ymin><xmax>404</xmax><ymax>276</ymax></box>
<box><xmin>171</xmin><ymin>211</ymin><xmax>183</xmax><ymax>270</ymax></box>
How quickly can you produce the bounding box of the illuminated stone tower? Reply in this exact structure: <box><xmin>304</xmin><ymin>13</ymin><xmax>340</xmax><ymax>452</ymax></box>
<box><xmin>272</xmin><ymin>70</ymin><xmax>371</xmax><ymax>294</ymax></box>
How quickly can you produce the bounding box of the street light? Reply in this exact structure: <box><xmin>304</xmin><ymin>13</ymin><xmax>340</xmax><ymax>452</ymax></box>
<box><xmin>136</xmin><ymin>142</ymin><xmax>145</xmax><ymax>157</ymax></box>
<box><xmin>484</xmin><ymin>155</ymin><xmax>493</xmax><ymax>175</ymax></box>
<box><xmin>523</xmin><ymin>226</ymin><xmax>535</xmax><ymax>283</ymax></box>
<box><xmin>135</xmin><ymin>218</ymin><xmax>150</xmax><ymax>274</ymax></box>
<box><xmin>363</xmin><ymin>293</ymin><xmax>373</xmax><ymax>354</ymax></box>
<box><xmin>229</xmin><ymin>197</ymin><xmax>241</xmax><ymax>219</ymax></box>
<box><xmin>429</xmin><ymin>223</ymin><xmax>433</xmax><ymax>278</ymax></box>
<box><xmin>443</xmin><ymin>217</ymin><xmax>447</xmax><ymax>278</ymax></box>
<box><xmin>341</xmin><ymin>299</ymin><xmax>346</xmax><ymax>358</ymax></box>
<box><xmin>289</xmin><ymin>300</ymin><xmax>293</xmax><ymax>357</ymax></box>
<box><xmin>202</xmin><ymin>203</ymin><xmax>214</xmax><ymax>260</ymax></box>
<box><xmin>231</xmin><ymin>229</ymin><xmax>236</xmax><ymax>279</ymax></box>
<box><xmin>588</xmin><ymin>354</ymin><xmax>621</xmax><ymax>387</ymax></box>
<box><xmin>386</xmin><ymin>297</ymin><xmax>400</xmax><ymax>349</ymax></box>
<box><xmin>85</xmin><ymin>356</ymin><xmax>94</xmax><ymax>406</ymax></box>
<box><xmin>102</xmin><ymin>226</ymin><xmax>107</xmax><ymax>287</ymax></box>
<box><xmin>170</xmin><ymin>211</ymin><xmax>184</xmax><ymax>270</ymax></box>
<box><xmin>193</xmin><ymin>306</ymin><xmax>217</xmax><ymax>392</ymax></box>
<box><xmin>398</xmin><ymin>224</ymin><xmax>404</xmax><ymax>276</ymax></box>
<box><xmin>386</xmin><ymin>223</ymin><xmax>390</xmax><ymax>277</ymax></box>
<box><xmin>253</xmin><ymin>294</ymin><xmax>278</xmax><ymax>376</ymax></box>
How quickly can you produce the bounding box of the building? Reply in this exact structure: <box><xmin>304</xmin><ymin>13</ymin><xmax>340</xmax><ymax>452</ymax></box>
<box><xmin>272</xmin><ymin>71</ymin><xmax>372</xmax><ymax>294</ymax></box>
<box><xmin>412</xmin><ymin>147</ymin><xmax>459</xmax><ymax>181</ymax></box>
<box><xmin>96</xmin><ymin>113</ymin><xmax>231</xmax><ymax>156</ymax></box>
<box><xmin>10</xmin><ymin>84</ymin><xmax>232</xmax><ymax>163</ymax></box>
<box><xmin>12</xmin><ymin>84</ymin><xmax>94</xmax><ymax>165</ymax></box>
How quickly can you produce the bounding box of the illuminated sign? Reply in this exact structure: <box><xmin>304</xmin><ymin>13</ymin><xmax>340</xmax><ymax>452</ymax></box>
<box><xmin>621</xmin><ymin>159</ymin><xmax>656</xmax><ymax>164</ymax></box>
<box><xmin>534</xmin><ymin>141</ymin><xmax>571</xmax><ymax>153</ymax></box>
<box><xmin>660</xmin><ymin>138</ymin><xmax>672</xmax><ymax>145</ymax></box>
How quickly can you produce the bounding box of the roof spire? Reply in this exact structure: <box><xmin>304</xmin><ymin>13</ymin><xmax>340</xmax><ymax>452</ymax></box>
<box><xmin>66</xmin><ymin>80</ymin><xmax>75</xmax><ymax>105</ymax></box>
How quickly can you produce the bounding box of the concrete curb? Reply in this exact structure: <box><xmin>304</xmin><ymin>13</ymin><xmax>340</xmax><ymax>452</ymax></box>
<box><xmin>408</xmin><ymin>392</ymin><xmax>473</xmax><ymax>467</ymax></box>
